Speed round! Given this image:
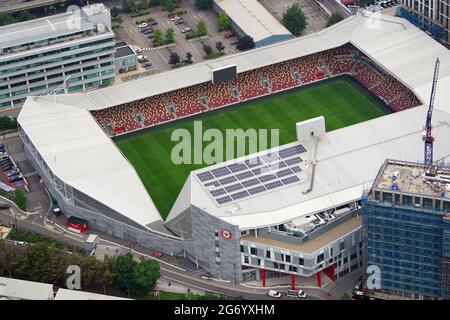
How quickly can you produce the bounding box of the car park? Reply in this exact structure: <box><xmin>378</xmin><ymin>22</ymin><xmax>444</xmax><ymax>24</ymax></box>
<box><xmin>174</xmin><ymin>20</ymin><xmax>184</xmax><ymax>25</ymax></box>
<box><xmin>181</xmin><ymin>27</ymin><xmax>192</xmax><ymax>33</ymax></box>
<box><xmin>143</xmin><ymin>29</ymin><xmax>153</xmax><ymax>35</ymax></box>
<box><xmin>268</xmin><ymin>290</ymin><xmax>282</xmax><ymax>298</ymax></box>
<box><xmin>0</xmin><ymin>203</ymin><xmax>11</xmax><ymax>209</ymax></box>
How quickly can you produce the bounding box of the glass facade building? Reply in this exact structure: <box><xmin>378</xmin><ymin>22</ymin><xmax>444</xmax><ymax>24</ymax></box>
<box><xmin>364</xmin><ymin>160</ymin><xmax>450</xmax><ymax>299</ymax></box>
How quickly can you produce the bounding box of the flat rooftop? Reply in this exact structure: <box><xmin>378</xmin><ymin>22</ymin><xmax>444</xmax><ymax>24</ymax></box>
<box><xmin>0</xmin><ymin>3</ymin><xmax>109</xmax><ymax>52</ymax></box>
<box><xmin>241</xmin><ymin>215</ymin><xmax>362</xmax><ymax>254</ymax></box>
<box><xmin>375</xmin><ymin>160</ymin><xmax>450</xmax><ymax>199</ymax></box>
<box><xmin>115</xmin><ymin>45</ymin><xmax>135</xmax><ymax>58</ymax></box>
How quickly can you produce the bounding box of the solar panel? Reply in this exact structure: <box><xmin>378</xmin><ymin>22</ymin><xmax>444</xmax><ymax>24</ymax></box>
<box><xmin>248</xmin><ymin>185</ymin><xmax>266</xmax><ymax>195</ymax></box>
<box><xmin>216</xmin><ymin>195</ymin><xmax>232</xmax><ymax>204</ymax></box>
<box><xmin>291</xmin><ymin>166</ymin><xmax>302</xmax><ymax>173</ymax></box>
<box><xmin>219</xmin><ymin>176</ymin><xmax>237</xmax><ymax>185</ymax></box>
<box><xmin>197</xmin><ymin>171</ymin><xmax>214</xmax><ymax>182</ymax></box>
<box><xmin>211</xmin><ymin>166</ymin><xmax>231</xmax><ymax>178</ymax></box>
<box><xmin>235</xmin><ymin>171</ymin><xmax>253</xmax><ymax>180</ymax></box>
<box><xmin>241</xmin><ymin>178</ymin><xmax>259</xmax><ymax>188</ymax></box>
<box><xmin>225</xmin><ymin>183</ymin><xmax>244</xmax><ymax>193</ymax></box>
<box><xmin>230</xmin><ymin>190</ymin><xmax>249</xmax><ymax>200</ymax></box>
<box><xmin>285</xmin><ymin>157</ymin><xmax>302</xmax><ymax>166</ymax></box>
<box><xmin>252</xmin><ymin>166</ymin><xmax>269</xmax><ymax>176</ymax></box>
<box><xmin>265</xmin><ymin>181</ymin><xmax>283</xmax><ymax>190</ymax></box>
<box><xmin>281</xmin><ymin>176</ymin><xmax>300</xmax><ymax>185</ymax></box>
<box><xmin>210</xmin><ymin>188</ymin><xmax>227</xmax><ymax>197</ymax></box>
<box><xmin>228</xmin><ymin>163</ymin><xmax>247</xmax><ymax>173</ymax></box>
<box><xmin>258</xmin><ymin>174</ymin><xmax>277</xmax><ymax>183</ymax></box>
<box><xmin>276</xmin><ymin>168</ymin><xmax>293</xmax><ymax>178</ymax></box>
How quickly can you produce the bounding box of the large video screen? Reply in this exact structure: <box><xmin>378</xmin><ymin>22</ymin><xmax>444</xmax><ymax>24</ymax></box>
<box><xmin>211</xmin><ymin>65</ymin><xmax>237</xmax><ymax>84</ymax></box>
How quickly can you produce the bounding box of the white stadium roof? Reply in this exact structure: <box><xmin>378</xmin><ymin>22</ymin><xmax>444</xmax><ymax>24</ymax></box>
<box><xmin>213</xmin><ymin>0</ymin><xmax>293</xmax><ymax>45</ymax></box>
<box><xmin>18</xmin><ymin>11</ymin><xmax>450</xmax><ymax>230</ymax></box>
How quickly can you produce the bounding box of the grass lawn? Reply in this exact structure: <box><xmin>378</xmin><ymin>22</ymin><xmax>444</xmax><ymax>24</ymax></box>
<box><xmin>115</xmin><ymin>76</ymin><xmax>392</xmax><ymax>219</ymax></box>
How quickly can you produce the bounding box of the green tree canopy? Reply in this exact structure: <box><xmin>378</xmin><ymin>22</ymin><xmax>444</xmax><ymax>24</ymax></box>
<box><xmin>115</xmin><ymin>252</ymin><xmax>138</xmax><ymax>291</ymax></box>
<box><xmin>195</xmin><ymin>0</ymin><xmax>212</xmax><ymax>10</ymax></box>
<box><xmin>282</xmin><ymin>3</ymin><xmax>307</xmax><ymax>36</ymax></box>
<box><xmin>327</xmin><ymin>12</ymin><xmax>344</xmax><ymax>27</ymax></box>
<box><xmin>163</xmin><ymin>0</ymin><xmax>176</xmax><ymax>13</ymax></box>
<box><xmin>197</xmin><ymin>19</ymin><xmax>207</xmax><ymax>36</ymax></box>
<box><xmin>237</xmin><ymin>35</ymin><xmax>255</xmax><ymax>51</ymax></box>
<box><xmin>0</xmin><ymin>12</ymin><xmax>17</xmax><ymax>26</ymax></box>
<box><xmin>132</xmin><ymin>257</ymin><xmax>160</xmax><ymax>295</ymax></box>
<box><xmin>153</xmin><ymin>29</ymin><xmax>164</xmax><ymax>46</ymax></box>
<box><xmin>166</xmin><ymin>27</ymin><xmax>175</xmax><ymax>42</ymax></box>
<box><xmin>218</xmin><ymin>11</ymin><xmax>231</xmax><ymax>31</ymax></box>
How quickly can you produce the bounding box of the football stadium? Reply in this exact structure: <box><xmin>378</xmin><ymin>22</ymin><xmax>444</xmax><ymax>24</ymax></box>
<box><xmin>17</xmin><ymin>11</ymin><xmax>450</xmax><ymax>287</ymax></box>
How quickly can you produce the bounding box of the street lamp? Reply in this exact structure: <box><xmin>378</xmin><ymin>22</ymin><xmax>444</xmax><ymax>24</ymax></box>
<box><xmin>233</xmin><ymin>263</ymin><xmax>237</xmax><ymax>285</ymax></box>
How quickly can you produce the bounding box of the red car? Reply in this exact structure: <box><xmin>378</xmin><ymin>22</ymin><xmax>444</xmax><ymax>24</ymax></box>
<box><xmin>224</xmin><ymin>31</ymin><xmax>234</xmax><ymax>38</ymax></box>
<box><xmin>67</xmin><ymin>216</ymin><xmax>89</xmax><ymax>232</ymax></box>
<box><xmin>151</xmin><ymin>251</ymin><xmax>163</xmax><ymax>258</ymax></box>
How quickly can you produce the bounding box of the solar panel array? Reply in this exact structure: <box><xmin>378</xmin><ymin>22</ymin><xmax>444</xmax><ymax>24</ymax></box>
<box><xmin>196</xmin><ymin>144</ymin><xmax>307</xmax><ymax>205</ymax></box>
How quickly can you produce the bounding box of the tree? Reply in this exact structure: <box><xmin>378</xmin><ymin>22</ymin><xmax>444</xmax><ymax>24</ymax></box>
<box><xmin>195</xmin><ymin>0</ymin><xmax>212</xmax><ymax>10</ymax></box>
<box><xmin>169</xmin><ymin>52</ymin><xmax>180</xmax><ymax>65</ymax></box>
<box><xmin>110</xmin><ymin>7</ymin><xmax>120</xmax><ymax>17</ymax></box>
<box><xmin>202</xmin><ymin>43</ymin><xmax>213</xmax><ymax>56</ymax></box>
<box><xmin>215</xmin><ymin>41</ymin><xmax>225</xmax><ymax>54</ymax></box>
<box><xmin>122</xmin><ymin>0</ymin><xmax>136</xmax><ymax>13</ymax></box>
<box><xmin>153</xmin><ymin>29</ymin><xmax>164</xmax><ymax>46</ymax></box>
<box><xmin>236</xmin><ymin>35</ymin><xmax>255</xmax><ymax>51</ymax></box>
<box><xmin>166</xmin><ymin>27</ymin><xmax>175</xmax><ymax>43</ymax></box>
<box><xmin>185</xmin><ymin>52</ymin><xmax>193</xmax><ymax>64</ymax></box>
<box><xmin>218</xmin><ymin>11</ymin><xmax>231</xmax><ymax>31</ymax></box>
<box><xmin>163</xmin><ymin>0</ymin><xmax>176</xmax><ymax>13</ymax></box>
<box><xmin>132</xmin><ymin>257</ymin><xmax>160</xmax><ymax>296</ymax></box>
<box><xmin>340</xmin><ymin>292</ymin><xmax>352</xmax><ymax>300</ymax></box>
<box><xmin>17</xmin><ymin>11</ymin><xmax>35</xmax><ymax>22</ymax></box>
<box><xmin>197</xmin><ymin>19</ymin><xmax>207</xmax><ymax>36</ymax></box>
<box><xmin>115</xmin><ymin>252</ymin><xmax>138</xmax><ymax>292</ymax></box>
<box><xmin>0</xmin><ymin>12</ymin><xmax>17</xmax><ymax>27</ymax></box>
<box><xmin>327</xmin><ymin>12</ymin><xmax>344</xmax><ymax>27</ymax></box>
<box><xmin>282</xmin><ymin>3</ymin><xmax>307</xmax><ymax>36</ymax></box>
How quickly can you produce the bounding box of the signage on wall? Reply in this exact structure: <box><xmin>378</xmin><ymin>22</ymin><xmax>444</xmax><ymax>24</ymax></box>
<box><xmin>220</xmin><ymin>228</ymin><xmax>232</xmax><ymax>240</ymax></box>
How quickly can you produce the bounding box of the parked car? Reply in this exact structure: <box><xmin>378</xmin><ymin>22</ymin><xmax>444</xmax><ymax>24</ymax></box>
<box><xmin>143</xmin><ymin>29</ymin><xmax>153</xmax><ymax>35</ymax></box>
<box><xmin>137</xmin><ymin>54</ymin><xmax>146</xmax><ymax>61</ymax></box>
<box><xmin>6</xmin><ymin>169</ymin><xmax>19</xmax><ymax>177</ymax></box>
<box><xmin>149</xmin><ymin>21</ymin><xmax>158</xmax><ymax>26</ymax></box>
<box><xmin>181</xmin><ymin>27</ymin><xmax>192</xmax><ymax>33</ymax></box>
<box><xmin>224</xmin><ymin>31</ymin><xmax>234</xmax><ymax>38</ymax></box>
<box><xmin>53</xmin><ymin>207</ymin><xmax>63</xmax><ymax>217</ymax></box>
<box><xmin>297</xmin><ymin>289</ymin><xmax>307</xmax><ymax>298</ymax></box>
<box><xmin>138</xmin><ymin>22</ymin><xmax>148</xmax><ymax>29</ymax></box>
<box><xmin>0</xmin><ymin>203</ymin><xmax>11</xmax><ymax>209</ymax></box>
<box><xmin>15</xmin><ymin>241</ymin><xmax>26</xmax><ymax>246</ymax></box>
<box><xmin>229</xmin><ymin>39</ymin><xmax>239</xmax><ymax>45</ymax></box>
<box><xmin>151</xmin><ymin>251</ymin><xmax>163</xmax><ymax>257</ymax></box>
<box><xmin>268</xmin><ymin>290</ymin><xmax>282</xmax><ymax>299</ymax></box>
<box><xmin>147</xmin><ymin>34</ymin><xmax>154</xmax><ymax>39</ymax></box>
<box><xmin>170</xmin><ymin>15</ymin><xmax>181</xmax><ymax>21</ymax></box>
<box><xmin>9</xmin><ymin>175</ymin><xmax>23</xmax><ymax>183</ymax></box>
<box><xmin>135</xmin><ymin>48</ymin><xmax>143</xmax><ymax>54</ymax></box>
<box><xmin>174</xmin><ymin>20</ymin><xmax>184</xmax><ymax>25</ymax></box>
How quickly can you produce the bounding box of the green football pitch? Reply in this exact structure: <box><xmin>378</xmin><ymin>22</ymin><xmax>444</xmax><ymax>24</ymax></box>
<box><xmin>115</xmin><ymin>76</ymin><xmax>392</xmax><ymax>219</ymax></box>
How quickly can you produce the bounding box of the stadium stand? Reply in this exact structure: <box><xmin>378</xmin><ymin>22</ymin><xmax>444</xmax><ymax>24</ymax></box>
<box><xmin>92</xmin><ymin>43</ymin><xmax>423</xmax><ymax>135</ymax></box>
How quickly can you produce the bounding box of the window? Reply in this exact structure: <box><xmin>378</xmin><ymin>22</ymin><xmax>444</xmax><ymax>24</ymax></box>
<box><xmin>298</xmin><ymin>258</ymin><xmax>304</xmax><ymax>266</ymax></box>
<box><xmin>244</xmin><ymin>256</ymin><xmax>249</xmax><ymax>264</ymax></box>
<box><xmin>344</xmin><ymin>257</ymin><xmax>348</xmax><ymax>264</ymax></box>
<box><xmin>317</xmin><ymin>253</ymin><xmax>324</xmax><ymax>264</ymax></box>
<box><xmin>340</xmin><ymin>242</ymin><xmax>345</xmax><ymax>251</ymax></box>
<box><xmin>250</xmin><ymin>247</ymin><xmax>257</xmax><ymax>256</ymax></box>
<box><xmin>285</xmin><ymin>255</ymin><xmax>291</xmax><ymax>263</ymax></box>
<box><xmin>266</xmin><ymin>250</ymin><xmax>271</xmax><ymax>259</ymax></box>
<box><xmin>289</xmin><ymin>265</ymin><xmax>297</xmax><ymax>272</ymax></box>
<box><xmin>240</xmin><ymin>245</ymin><xmax>244</xmax><ymax>253</ymax></box>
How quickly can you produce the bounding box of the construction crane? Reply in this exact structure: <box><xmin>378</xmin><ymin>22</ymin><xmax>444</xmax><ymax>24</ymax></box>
<box><xmin>423</xmin><ymin>58</ymin><xmax>440</xmax><ymax>166</ymax></box>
